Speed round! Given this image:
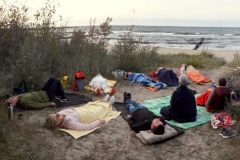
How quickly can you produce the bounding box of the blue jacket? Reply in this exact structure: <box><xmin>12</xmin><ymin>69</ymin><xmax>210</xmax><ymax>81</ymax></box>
<box><xmin>170</xmin><ymin>85</ymin><xmax>197</xmax><ymax>122</ymax></box>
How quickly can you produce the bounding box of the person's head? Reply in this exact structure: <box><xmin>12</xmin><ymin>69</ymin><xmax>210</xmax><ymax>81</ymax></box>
<box><xmin>5</xmin><ymin>96</ymin><xmax>18</xmax><ymax>107</ymax></box>
<box><xmin>151</xmin><ymin>118</ymin><xmax>165</xmax><ymax>135</ymax></box>
<box><xmin>124</xmin><ymin>72</ymin><xmax>133</xmax><ymax>80</ymax></box>
<box><xmin>179</xmin><ymin>74</ymin><xmax>190</xmax><ymax>86</ymax></box>
<box><xmin>45</xmin><ymin>113</ymin><xmax>65</xmax><ymax>130</ymax></box>
<box><xmin>218</xmin><ymin>78</ymin><xmax>227</xmax><ymax>86</ymax></box>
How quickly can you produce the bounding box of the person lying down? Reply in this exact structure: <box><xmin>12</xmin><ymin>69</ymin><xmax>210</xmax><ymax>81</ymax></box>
<box><xmin>45</xmin><ymin>94</ymin><xmax>115</xmax><ymax>131</ymax></box>
<box><xmin>124</xmin><ymin>72</ymin><xmax>167</xmax><ymax>90</ymax></box>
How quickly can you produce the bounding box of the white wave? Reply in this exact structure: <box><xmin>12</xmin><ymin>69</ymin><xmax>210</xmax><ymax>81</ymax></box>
<box><xmin>224</xmin><ymin>34</ymin><xmax>234</xmax><ymax>37</ymax></box>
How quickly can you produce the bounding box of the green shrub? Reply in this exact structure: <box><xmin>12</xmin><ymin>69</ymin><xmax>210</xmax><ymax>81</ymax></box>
<box><xmin>228</xmin><ymin>52</ymin><xmax>240</xmax><ymax>69</ymax></box>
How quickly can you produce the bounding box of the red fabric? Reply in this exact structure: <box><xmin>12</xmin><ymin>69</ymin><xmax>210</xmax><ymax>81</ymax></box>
<box><xmin>75</xmin><ymin>72</ymin><xmax>85</xmax><ymax>79</ymax></box>
<box><xmin>73</xmin><ymin>79</ymin><xmax>77</xmax><ymax>91</ymax></box>
<box><xmin>148</xmin><ymin>70</ymin><xmax>157</xmax><ymax>78</ymax></box>
<box><xmin>211</xmin><ymin>113</ymin><xmax>235</xmax><ymax>128</ymax></box>
<box><xmin>196</xmin><ymin>90</ymin><xmax>212</xmax><ymax>106</ymax></box>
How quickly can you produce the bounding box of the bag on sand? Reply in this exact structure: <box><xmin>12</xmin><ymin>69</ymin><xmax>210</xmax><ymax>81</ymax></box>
<box><xmin>112</xmin><ymin>70</ymin><xmax>126</xmax><ymax>79</ymax></box>
<box><xmin>73</xmin><ymin>71</ymin><xmax>85</xmax><ymax>91</ymax></box>
<box><xmin>13</xmin><ymin>81</ymin><xmax>27</xmax><ymax>95</ymax></box>
<box><xmin>61</xmin><ymin>76</ymin><xmax>69</xmax><ymax>88</ymax></box>
<box><xmin>211</xmin><ymin>112</ymin><xmax>236</xmax><ymax>129</ymax></box>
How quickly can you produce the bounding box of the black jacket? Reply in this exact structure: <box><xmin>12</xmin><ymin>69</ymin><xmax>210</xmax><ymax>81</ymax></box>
<box><xmin>127</xmin><ymin>109</ymin><xmax>166</xmax><ymax>132</ymax></box>
<box><xmin>170</xmin><ymin>85</ymin><xmax>197</xmax><ymax>122</ymax></box>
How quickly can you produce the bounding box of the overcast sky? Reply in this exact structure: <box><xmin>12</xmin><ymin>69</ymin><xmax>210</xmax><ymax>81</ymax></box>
<box><xmin>7</xmin><ymin>0</ymin><xmax>240</xmax><ymax>27</ymax></box>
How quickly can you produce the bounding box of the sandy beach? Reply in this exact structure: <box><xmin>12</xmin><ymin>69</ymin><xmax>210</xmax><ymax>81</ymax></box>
<box><xmin>108</xmin><ymin>44</ymin><xmax>240</xmax><ymax>63</ymax></box>
<box><xmin>157</xmin><ymin>47</ymin><xmax>240</xmax><ymax>63</ymax></box>
<box><xmin>16</xmin><ymin>47</ymin><xmax>240</xmax><ymax>160</ymax></box>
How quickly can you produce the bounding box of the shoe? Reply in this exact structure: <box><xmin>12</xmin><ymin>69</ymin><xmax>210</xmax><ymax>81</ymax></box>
<box><xmin>126</xmin><ymin>93</ymin><xmax>131</xmax><ymax>100</ymax></box>
<box><xmin>55</xmin><ymin>95</ymin><xmax>61</xmax><ymax>100</ymax></box>
<box><xmin>103</xmin><ymin>94</ymin><xmax>110</xmax><ymax>102</ymax></box>
<box><xmin>108</xmin><ymin>95</ymin><xmax>115</xmax><ymax>105</ymax></box>
<box><xmin>124</xmin><ymin>92</ymin><xmax>131</xmax><ymax>103</ymax></box>
<box><xmin>109</xmin><ymin>88</ymin><xmax>116</xmax><ymax>96</ymax></box>
<box><xmin>123</xmin><ymin>91</ymin><xmax>127</xmax><ymax>103</ymax></box>
<box><xmin>96</xmin><ymin>88</ymin><xmax>102</xmax><ymax>96</ymax></box>
<box><xmin>221</xmin><ymin>128</ymin><xmax>237</xmax><ymax>138</ymax></box>
<box><xmin>219</xmin><ymin>128</ymin><xmax>227</xmax><ymax>136</ymax></box>
<box><xmin>60</xmin><ymin>97</ymin><xmax>71</xmax><ymax>102</ymax></box>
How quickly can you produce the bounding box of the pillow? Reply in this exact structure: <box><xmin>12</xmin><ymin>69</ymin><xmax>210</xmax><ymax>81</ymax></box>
<box><xmin>136</xmin><ymin>124</ymin><xmax>178</xmax><ymax>145</ymax></box>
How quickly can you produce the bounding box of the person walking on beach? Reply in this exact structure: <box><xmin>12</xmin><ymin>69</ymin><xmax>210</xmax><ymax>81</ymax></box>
<box><xmin>193</xmin><ymin>37</ymin><xmax>204</xmax><ymax>50</ymax></box>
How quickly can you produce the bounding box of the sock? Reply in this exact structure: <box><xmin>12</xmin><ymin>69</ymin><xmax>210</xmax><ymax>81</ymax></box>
<box><xmin>103</xmin><ymin>94</ymin><xmax>110</xmax><ymax>102</ymax></box>
<box><xmin>108</xmin><ymin>96</ymin><xmax>115</xmax><ymax>105</ymax></box>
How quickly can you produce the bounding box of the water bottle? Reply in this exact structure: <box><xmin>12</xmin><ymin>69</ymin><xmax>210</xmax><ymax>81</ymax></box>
<box><xmin>8</xmin><ymin>103</ymin><xmax>13</xmax><ymax>121</ymax></box>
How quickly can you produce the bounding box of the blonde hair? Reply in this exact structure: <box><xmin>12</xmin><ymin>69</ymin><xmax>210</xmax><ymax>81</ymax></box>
<box><xmin>45</xmin><ymin>115</ymin><xmax>58</xmax><ymax>130</ymax></box>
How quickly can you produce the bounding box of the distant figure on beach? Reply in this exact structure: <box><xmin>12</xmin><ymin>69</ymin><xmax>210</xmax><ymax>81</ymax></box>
<box><xmin>193</xmin><ymin>37</ymin><xmax>204</xmax><ymax>50</ymax></box>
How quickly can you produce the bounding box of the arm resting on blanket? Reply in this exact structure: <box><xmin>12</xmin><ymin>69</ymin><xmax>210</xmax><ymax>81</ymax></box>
<box><xmin>206</xmin><ymin>90</ymin><xmax>215</xmax><ymax>107</ymax></box>
<box><xmin>127</xmin><ymin>118</ymin><xmax>150</xmax><ymax>132</ymax></box>
<box><xmin>64</xmin><ymin>120</ymin><xmax>101</xmax><ymax>131</ymax></box>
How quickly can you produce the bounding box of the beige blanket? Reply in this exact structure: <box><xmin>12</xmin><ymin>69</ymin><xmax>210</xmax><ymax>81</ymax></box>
<box><xmin>59</xmin><ymin>100</ymin><xmax>121</xmax><ymax>139</ymax></box>
<box><xmin>136</xmin><ymin>124</ymin><xmax>178</xmax><ymax>145</ymax></box>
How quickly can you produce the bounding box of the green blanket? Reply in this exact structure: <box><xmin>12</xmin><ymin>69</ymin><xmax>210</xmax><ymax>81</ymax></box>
<box><xmin>143</xmin><ymin>94</ymin><xmax>214</xmax><ymax>129</ymax></box>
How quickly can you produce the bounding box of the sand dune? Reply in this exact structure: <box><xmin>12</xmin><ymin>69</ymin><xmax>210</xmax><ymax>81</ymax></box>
<box><xmin>157</xmin><ymin>47</ymin><xmax>240</xmax><ymax>63</ymax></box>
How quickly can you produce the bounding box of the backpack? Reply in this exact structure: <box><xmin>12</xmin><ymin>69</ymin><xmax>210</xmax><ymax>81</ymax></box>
<box><xmin>13</xmin><ymin>81</ymin><xmax>27</xmax><ymax>95</ymax></box>
<box><xmin>211</xmin><ymin>113</ymin><xmax>236</xmax><ymax>129</ymax></box>
<box><xmin>73</xmin><ymin>71</ymin><xmax>85</xmax><ymax>91</ymax></box>
<box><xmin>61</xmin><ymin>76</ymin><xmax>69</xmax><ymax>88</ymax></box>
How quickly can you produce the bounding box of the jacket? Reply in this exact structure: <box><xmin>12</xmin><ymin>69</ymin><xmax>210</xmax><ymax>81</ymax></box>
<box><xmin>170</xmin><ymin>85</ymin><xmax>197</xmax><ymax>122</ymax></box>
<box><xmin>127</xmin><ymin>109</ymin><xmax>166</xmax><ymax>132</ymax></box>
<box><xmin>206</xmin><ymin>87</ymin><xmax>231</xmax><ymax>112</ymax></box>
<box><xmin>17</xmin><ymin>91</ymin><xmax>51</xmax><ymax>109</ymax></box>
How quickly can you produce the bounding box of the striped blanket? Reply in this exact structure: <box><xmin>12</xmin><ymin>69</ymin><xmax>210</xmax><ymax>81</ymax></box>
<box><xmin>143</xmin><ymin>94</ymin><xmax>214</xmax><ymax>129</ymax></box>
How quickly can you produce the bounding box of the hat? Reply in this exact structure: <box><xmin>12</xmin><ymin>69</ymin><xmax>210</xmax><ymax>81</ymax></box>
<box><xmin>179</xmin><ymin>74</ymin><xmax>190</xmax><ymax>86</ymax></box>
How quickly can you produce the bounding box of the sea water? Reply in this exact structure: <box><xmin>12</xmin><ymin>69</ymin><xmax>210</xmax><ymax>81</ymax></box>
<box><xmin>64</xmin><ymin>25</ymin><xmax>240</xmax><ymax>50</ymax></box>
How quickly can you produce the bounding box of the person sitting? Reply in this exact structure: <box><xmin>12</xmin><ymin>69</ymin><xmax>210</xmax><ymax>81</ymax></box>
<box><xmin>124</xmin><ymin>72</ymin><xmax>167</xmax><ymax>90</ymax></box>
<box><xmin>88</xmin><ymin>73</ymin><xmax>116</xmax><ymax>96</ymax></box>
<box><xmin>124</xmin><ymin>92</ymin><xmax>166</xmax><ymax>135</ymax></box>
<box><xmin>45</xmin><ymin>94</ymin><xmax>115</xmax><ymax>130</ymax></box>
<box><xmin>160</xmin><ymin>74</ymin><xmax>197</xmax><ymax>123</ymax></box>
<box><xmin>205</xmin><ymin>78</ymin><xmax>232</xmax><ymax>112</ymax></box>
<box><xmin>5</xmin><ymin>77</ymin><xmax>70</xmax><ymax>110</ymax></box>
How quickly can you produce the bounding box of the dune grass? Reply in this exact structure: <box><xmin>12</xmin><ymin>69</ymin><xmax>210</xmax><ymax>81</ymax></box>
<box><xmin>0</xmin><ymin>0</ymin><xmax>239</xmax><ymax>159</ymax></box>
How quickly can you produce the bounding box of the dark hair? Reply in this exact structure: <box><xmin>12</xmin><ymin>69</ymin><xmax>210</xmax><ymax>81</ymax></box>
<box><xmin>152</xmin><ymin>124</ymin><xmax>165</xmax><ymax>135</ymax></box>
<box><xmin>218</xmin><ymin>78</ymin><xmax>227</xmax><ymax>86</ymax></box>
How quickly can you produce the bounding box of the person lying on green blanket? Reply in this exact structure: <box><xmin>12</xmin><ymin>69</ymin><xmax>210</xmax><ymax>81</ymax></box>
<box><xmin>5</xmin><ymin>77</ymin><xmax>70</xmax><ymax>110</ymax></box>
<box><xmin>123</xmin><ymin>92</ymin><xmax>166</xmax><ymax>135</ymax></box>
<box><xmin>45</xmin><ymin>94</ymin><xmax>115</xmax><ymax>131</ymax></box>
<box><xmin>160</xmin><ymin>74</ymin><xmax>197</xmax><ymax>123</ymax></box>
